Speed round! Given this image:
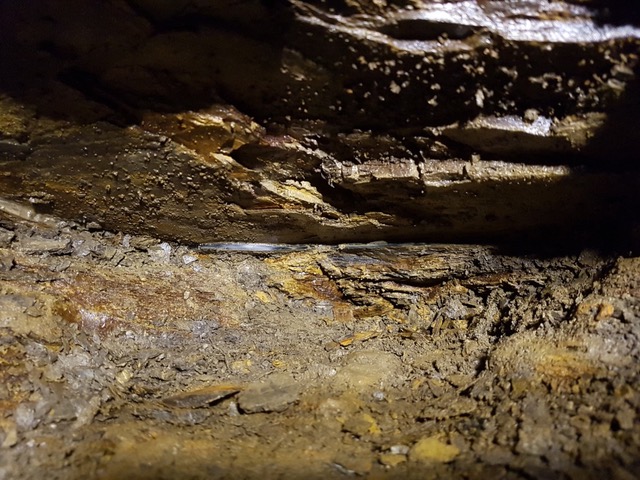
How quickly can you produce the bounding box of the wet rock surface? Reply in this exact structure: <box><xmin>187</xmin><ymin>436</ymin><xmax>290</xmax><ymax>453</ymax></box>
<box><xmin>0</xmin><ymin>214</ymin><xmax>638</xmax><ymax>479</ymax></box>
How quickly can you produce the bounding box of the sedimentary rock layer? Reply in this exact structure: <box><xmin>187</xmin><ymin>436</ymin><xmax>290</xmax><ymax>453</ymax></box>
<box><xmin>0</xmin><ymin>0</ymin><xmax>638</xmax><ymax>244</ymax></box>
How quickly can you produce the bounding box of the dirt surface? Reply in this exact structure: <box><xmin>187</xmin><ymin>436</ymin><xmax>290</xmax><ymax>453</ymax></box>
<box><xmin>0</xmin><ymin>212</ymin><xmax>638</xmax><ymax>479</ymax></box>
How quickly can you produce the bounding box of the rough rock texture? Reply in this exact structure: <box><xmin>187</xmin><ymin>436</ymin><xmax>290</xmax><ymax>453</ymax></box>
<box><xmin>0</xmin><ymin>0</ymin><xmax>639</xmax><ymax>245</ymax></box>
<box><xmin>1</xmin><ymin>1</ymin><xmax>639</xmax><ymax>479</ymax></box>
<box><xmin>0</xmin><ymin>215</ymin><xmax>638</xmax><ymax>480</ymax></box>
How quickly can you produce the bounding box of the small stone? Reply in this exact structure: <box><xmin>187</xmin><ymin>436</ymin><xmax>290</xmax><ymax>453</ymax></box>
<box><xmin>129</xmin><ymin>235</ymin><xmax>158</xmax><ymax>251</ymax></box>
<box><xmin>237</xmin><ymin>373</ymin><xmax>302</xmax><ymax>413</ymax></box>
<box><xmin>342</xmin><ymin>413</ymin><xmax>380</xmax><ymax>437</ymax></box>
<box><xmin>511</xmin><ymin>377</ymin><xmax>530</xmax><ymax>397</ymax></box>
<box><xmin>389</xmin><ymin>445</ymin><xmax>410</xmax><ymax>455</ymax></box>
<box><xmin>409</xmin><ymin>436</ymin><xmax>460</xmax><ymax>463</ymax></box>
<box><xmin>148</xmin><ymin>242</ymin><xmax>172</xmax><ymax>262</ymax></box>
<box><xmin>86</xmin><ymin>221</ymin><xmax>102</xmax><ymax>230</ymax></box>
<box><xmin>332</xmin><ymin>350</ymin><xmax>402</xmax><ymax>391</ymax></box>
<box><xmin>595</xmin><ymin>302</ymin><xmax>615</xmax><ymax>321</ymax></box>
<box><xmin>0</xmin><ymin>420</ymin><xmax>17</xmax><ymax>448</ymax></box>
<box><xmin>182</xmin><ymin>254</ymin><xmax>198</xmax><ymax>265</ymax></box>
<box><xmin>372</xmin><ymin>390</ymin><xmax>385</xmax><ymax>401</ymax></box>
<box><xmin>0</xmin><ymin>253</ymin><xmax>14</xmax><ymax>271</ymax></box>
<box><xmin>379</xmin><ymin>453</ymin><xmax>406</xmax><ymax>467</ymax></box>
<box><xmin>17</xmin><ymin>236</ymin><xmax>71</xmax><ymax>254</ymax></box>
<box><xmin>102</xmin><ymin>246</ymin><xmax>117</xmax><ymax>260</ymax></box>
<box><xmin>73</xmin><ymin>396</ymin><xmax>101</xmax><ymax>428</ymax></box>
<box><xmin>524</xmin><ymin>108</ymin><xmax>539</xmax><ymax>123</ymax></box>
<box><xmin>115</xmin><ymin>368</ymin><xmax>133</xmax><ymax>387</ymax></box>
<box><xmin>50</xmin><ymin>259</ymin><xmax>71</xmax><ymax>272</ymax></box>
<box><xmin>615</xmin><ymin>405</ymin><xmax>635</xmax><ymax>430</ymax></box>
<box><xmin>230</xmin><ymin>359</ymin><xmax>252</xmax><ymax>375</ymax></box>
<box><xmin>14</xmin><ymin>403</ymin><xmax>38</xmax><ymax>431</ymax></box>
<box><xmin>0</xmin><ymin>228</ymin><xmax>15</xmax><ymax>247</ymax></box>
<box><xmin>611</xmin><ymin>63</ymin><xmax>635</xmax><ymax>81</ymax></box>
<box><xmin>110</xmin><ymin>251</ymin><xmax>125</xmax><ymax>265</ymax></box>
<box><xmin>516</xmin><ymin>422</ymin><xmax>553</xmax><ymax>456</ymax></box>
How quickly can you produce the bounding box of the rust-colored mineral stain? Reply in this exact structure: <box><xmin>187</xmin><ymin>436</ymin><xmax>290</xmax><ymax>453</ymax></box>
<box><xmin>534</xmin><ymin>348</ymin><xmax>599</xmax><ymax>393</ymax></box>
<box><xmin>51</xmin><ymin>270</ymin><xmax>224</xmax><ymax>336</ymax></box>
<box><xmin>268</xmin><ymin>254</ymin><xmax>345</xmax><ymax>302</ymax></box>
<box><xmin>335</xmin><ymin>330</ymin><xmax>381</xmax><ymax>347</ymax></box>
<box><xmin>54</xmin><ymin>298</ymin><xmax>121</xmax><ymax>335</ymax></box>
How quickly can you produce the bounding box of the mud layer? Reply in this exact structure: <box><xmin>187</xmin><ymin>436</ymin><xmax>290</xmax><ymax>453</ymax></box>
<box><xmin>0</xmin><ymin>213</ymin><xmax>638</xmax><ymax>479</ymax></box>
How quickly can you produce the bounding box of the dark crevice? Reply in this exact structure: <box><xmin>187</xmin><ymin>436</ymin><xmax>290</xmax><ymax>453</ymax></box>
<box><xmin>379</xmin><ymin>19</ymin><xmax>479</xmax><ymax>41</ymax></box>
<box><xmin>56</xmin><ymin>69</ymin><xmax>142</xmax><ymax>126</ymax></box>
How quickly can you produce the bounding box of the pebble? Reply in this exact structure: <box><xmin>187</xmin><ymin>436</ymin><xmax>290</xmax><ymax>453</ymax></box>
<box><xmin>615</xmin><ymin>405</ymin><xmax>635</xmax><ymax>430</ymax></box>
<box><xmin>332</xmin><ymin>350</ymin><xmax>403</xmax><ymax>391</ymax></box>
<box><xmin>0</xmin><ymin>228</ymin><xmax>15</xmax><ymax>247</ymax></box>
<box><xmin>14</xmin><ymin>403</ymin><xmax>38</xmax><ymax>431</ymax></box>
<box><xmin>49</xmin><ymin>259</ymin><xmax>71</xmax><ymax>272</ymax></box>
<box><xmin>182</xmin><ymin>254</ymin><xmax>198</xmax><ymax>265</ymax></box>
<box><xmin>73</xmin><ymin>396</ymin><xmax>101</xmax><ymax>428</ymax></box>
<box><xmin>148</xmin><ymin>242</ymin><xmax>172</xmax><ymax>263</ymax></box>
<box><xmin>0</xmin><ymin>252</ymin><xmax>14</xmax><ymax>271</ymax></box>
<box><xmin>237</xmin><ymin>373</ymin><xmax>302</xmax><ymax>413</ymax></box>
<box><xmin>379</xmin><ymin>453</ymin><xmax>406</xmax><ymax>467</ymax></box>
<box><xmin>101</xmin><ymin>246</ymin><xmax>117</xmax><ymax>260</ymax></box>
<box><xmin>0</xmin><ymin>420</ymin><xmax>17</xmax><ymax>448</ymax></box>
<box><xmin>342</xmin><ymin>412</ymin><xmax>380</xmax><ymax>437</ymax></box>
<box><xmin>409</xmin><ymin>436</ymin><xmax>460</xmax><ymax>463</ymax></box>
<box><xmin>389</xmin><ymin>445</ymin><xmax>410</xmax><ymax>455</ymax></box>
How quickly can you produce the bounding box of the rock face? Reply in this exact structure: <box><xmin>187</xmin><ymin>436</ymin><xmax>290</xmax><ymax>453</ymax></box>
<box><xmin>0</xmin><ymin>0</ymin><xmax>639</xmax><ymax>245</ymax></box>
<box><xmin>1</xmin><ymin>4</ymin><xmax>640</xmax><ymax>478</ymax></box>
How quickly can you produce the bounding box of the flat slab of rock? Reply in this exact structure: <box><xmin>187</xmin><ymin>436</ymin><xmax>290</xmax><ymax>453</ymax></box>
<box><xmin>332</xmin><ymin>350</ymin><xmax>403</xmax><ymax>391</ymax></box>
<box><xmin>237</xmin><ymin>373</ymin><xmax>302</xmax><ymax>413</ymax></box>
<box><xmin>17</xmin><ymin>236</ymin><xmax>71</xmax><ymax>254</ymax></box>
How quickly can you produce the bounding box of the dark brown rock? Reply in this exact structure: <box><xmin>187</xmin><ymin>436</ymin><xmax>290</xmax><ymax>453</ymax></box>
<box><xmin>0</xmin><ymin>0</ymin><xmax>638</xmax><ymax>246</ymax></box>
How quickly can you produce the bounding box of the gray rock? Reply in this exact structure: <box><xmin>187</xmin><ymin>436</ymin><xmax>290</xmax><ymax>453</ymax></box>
<box><xmin>0</xmin><ymin>253</ymin><xmax>14</xmax><ymax>271</ymax></box>
<box><xmin>237</xmin><ymin>373</ymin><xmax>302</xmax><ymax>413</ymax></box>
<box><xmin>0</xmin><ymin>228</ymin><xmax>15</xmax><ymax>247</ymax></box>
<box><xmin>17</xmin><ymin>236</ymin><xmax>71</xmax><ymax>254</ymax></box>
<box><xmin>332</xmin><ymin>350</ymin><xmax>403</xmax><ymax>391</ymax></box>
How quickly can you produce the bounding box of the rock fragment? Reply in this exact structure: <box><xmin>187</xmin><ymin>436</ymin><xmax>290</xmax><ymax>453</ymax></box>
<box><xmin>237</xmin><ymin>373</ymin><xmax>302</xmax><ymax>413</ymax></box>
<box><xmin>17</xmin><ymin>236</ymin><xmax>71</xmax><ymax>254</ymax></box>
<box><xmin>0</xmin><ymin>252</ymin><xmax>14</xmax><ymax>271</ymax></box>
<box><xmin>409</xmin><ymin>437</ymin><xmax>460</xmax><ymax>463</ymax></box>
<box><xmin>332</xmin><ymin>350</ymin><xmax>403</xmax><ymax>391</ymax></box>
<box><xmin>0</xmin><ymin>228</ymin><xmax>15</xmax><ymax>247</ymax></box>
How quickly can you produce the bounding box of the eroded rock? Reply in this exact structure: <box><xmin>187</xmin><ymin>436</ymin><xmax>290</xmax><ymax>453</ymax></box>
<box><xmin>0</xmin><ymin>0</ymin><xmax>638</xmax><ymax>245</ymax></box>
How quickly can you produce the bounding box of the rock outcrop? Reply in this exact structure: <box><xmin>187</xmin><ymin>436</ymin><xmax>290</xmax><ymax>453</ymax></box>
<box><xmin>1</xmin><ymin>0</ymin><xmax>638</xmax><ymax>245</ymax></box>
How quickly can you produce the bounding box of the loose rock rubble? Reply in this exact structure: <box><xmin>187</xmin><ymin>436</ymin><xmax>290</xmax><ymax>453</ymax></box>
<box><xmin>0</xmin><ymin>215</ymin><xmax>638</xmax><ymax>479</ymax></box>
